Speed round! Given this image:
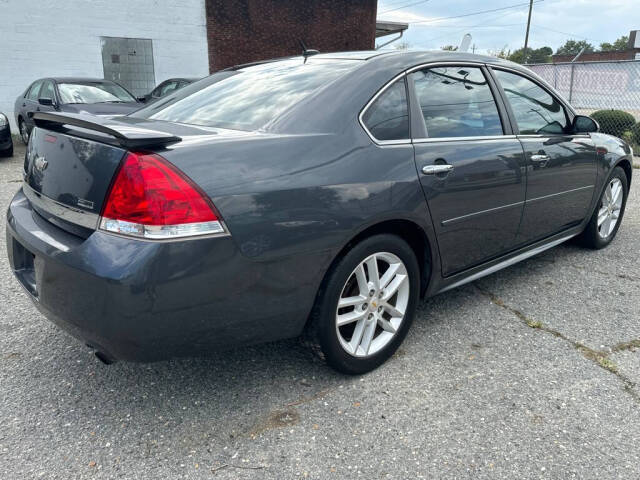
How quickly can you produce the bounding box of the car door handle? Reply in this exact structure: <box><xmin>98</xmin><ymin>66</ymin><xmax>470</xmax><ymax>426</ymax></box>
<box><xmin>530</xmin><ymin>154</ymin><xmax>550</xmax><ymax>162</ymax></box>
<box><xmin>422</xmin><ymin>164</ymin><xmax>454</xmax><ymax>175</ymax></box>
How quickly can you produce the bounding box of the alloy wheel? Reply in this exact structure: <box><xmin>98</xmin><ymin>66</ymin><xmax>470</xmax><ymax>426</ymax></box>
<box><xmin>597</xmin><ymin>178</ymin><xmax>623</xmax><ymax>238</ymax></box>
<box><xmin>335</xmin><ymin>252</ymin><xmax>409</xmax><ymax>357</ymax></box>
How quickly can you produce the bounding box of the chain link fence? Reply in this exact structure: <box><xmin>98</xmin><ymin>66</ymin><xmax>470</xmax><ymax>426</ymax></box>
<box><xmin>526</xmin><ymin>60</ymin><xmax>640</xmax><ymax>152</ymax></box>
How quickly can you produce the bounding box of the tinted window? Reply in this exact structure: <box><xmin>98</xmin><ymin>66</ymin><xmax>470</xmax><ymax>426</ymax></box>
<box><xmin>40</xmin><ymin>81</ymin><xmax>55</xmax><ymax>100</ymax></box>
<box><xmin>133</xmin><ymin>59</ymin><xmax>357</xmax><ymax>131</ymax></box>
<box><xmin>410</xmin><ymin>66</ymin><xmax>503</xmax><ymax>138</ymax></box>
<box><xmin>26</xmin><ymin>81</ymin><xmax>43</xmax><ymax>100</ymax></box>
<box><xmin>362</xmin><ymin>79</ymin><xmax>409</xmax><ymax>141</ymax></box>
<box><xmin>494</xmin><ymin>69</ymin><xmax>568</xmax><ymax>134</ymax></box>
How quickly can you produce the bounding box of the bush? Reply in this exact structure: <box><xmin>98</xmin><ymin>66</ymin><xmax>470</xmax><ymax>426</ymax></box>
<box><xmin>590</xmin><ymin>110</ymin><xmax>636</xmax><ymax>138</ymax></box>
<box><xmin>630</xmin><ymin>122</ymin><xmax>640</xmax><ymax>146</ymax></box>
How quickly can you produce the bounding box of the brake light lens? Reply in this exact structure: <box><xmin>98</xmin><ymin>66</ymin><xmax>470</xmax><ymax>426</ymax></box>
<box><xmin>99</xmin><ymin>152</ymin><xmax>227</xmax><ymax>240</ymax></box>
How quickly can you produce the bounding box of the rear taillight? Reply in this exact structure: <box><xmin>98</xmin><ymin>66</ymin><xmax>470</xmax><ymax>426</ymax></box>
<box><xmin>99</xmin><ymin>152</ymin><xmax>227</xmax><ymax>240</ymax></box>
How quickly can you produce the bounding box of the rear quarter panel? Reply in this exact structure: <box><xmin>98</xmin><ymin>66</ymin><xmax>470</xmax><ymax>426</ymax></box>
<box><xmin>158</xmin><ymin>126</ymin><xmax>436</xmax><ymax>338</ymax></box>
<box><xmin>164</xmin><ymin>128</ymin><xmax>432</xmax><ymax>261</ymax></box>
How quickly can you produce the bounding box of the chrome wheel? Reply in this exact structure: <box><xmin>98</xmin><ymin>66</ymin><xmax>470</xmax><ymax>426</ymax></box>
<box><xmin>597</xmin><ymin>178</ymin><xmax>623</xmax><ymax>239</ymax></box>
<box><xmin>20</xmin><ymin>122</ymin><xmax>29</xmax><ymax>145</ymax></box>
<box><xmin>336</xmin><ymin>252</ymin><xmax>409</xmax><ymax>357</ymax></box>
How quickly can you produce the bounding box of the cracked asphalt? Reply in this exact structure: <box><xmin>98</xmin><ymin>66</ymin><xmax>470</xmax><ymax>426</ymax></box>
<box><xmin>1</xmin><ymin>142</ymin><xmax>640</xmax><ymax>479</ymax></box>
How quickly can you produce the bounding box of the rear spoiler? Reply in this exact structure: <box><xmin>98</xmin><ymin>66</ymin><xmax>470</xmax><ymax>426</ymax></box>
<box><xmin>32</xmin><ymin>112</ymin><xmax>181</xmax><ymax>149</ymax></box>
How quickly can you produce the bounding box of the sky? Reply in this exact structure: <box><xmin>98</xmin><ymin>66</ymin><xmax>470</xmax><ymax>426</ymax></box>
<box><xmin>376</xmin><ymin>0</ymin><xmax>639</xmax><ymax>55</ymax></box>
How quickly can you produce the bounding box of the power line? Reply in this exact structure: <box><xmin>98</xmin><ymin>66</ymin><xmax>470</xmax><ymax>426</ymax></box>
<box><xmin>379</xmin><ymin>0</ymin><xmax>431</xmax><ymax>15</ymax></box>
<box><xmin>379</xmin><ymin>0</ymin><xmax>416</xmax><ymax>7</ymax></box>
<box><xmin>419</xmin><ymin>7</ymin><xmax>530</xmax><ymax>45</ymax></box>
<box><xmin>531</xmin><ymin>24</ymin><xmax>605</xmax><ymax>44</ymax></box>
<box><xmin>407</xmin><ymin>0</ymin><xmax>545</xmax><ymax>24</ymax></box>
<box><xmin>421</xmin><ymin>22</ymin><xmax>526</xmax><ymax>29</ymax></box>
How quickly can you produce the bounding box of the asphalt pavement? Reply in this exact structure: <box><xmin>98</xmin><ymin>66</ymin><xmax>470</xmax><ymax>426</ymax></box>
<box><xmin>1</xmin><ymin>142</ymin><xmax>639</xmax><ymax>479</ymax></box>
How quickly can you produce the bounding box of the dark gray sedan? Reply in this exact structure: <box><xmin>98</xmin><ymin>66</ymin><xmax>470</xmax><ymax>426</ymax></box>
<box><xmin>14</xmin><ymin>78</ymin><xmax>140</xmax><ymax>145</ymax></box>
<box><xmin>6</xmin><ymin>51</ymin><xmax>633</xmax><ymax>374</ymax></box>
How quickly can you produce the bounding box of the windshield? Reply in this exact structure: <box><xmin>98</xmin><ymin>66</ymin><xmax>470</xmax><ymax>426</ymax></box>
<box><xmin>131</xmin><ymin>59</ymin><xmax>358</xmax><ymax>131</ymax></box>
<box><xmin>58</xmin><ymin>82</ymin><xmax>136</xmax><ymax>104</ymax></box>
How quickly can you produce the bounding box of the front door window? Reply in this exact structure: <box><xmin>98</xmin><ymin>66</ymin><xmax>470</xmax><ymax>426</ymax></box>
<box><xmin>410</xmin><ymin>66</ymin><xmax>503</xmax><ymax>138</ymax></box>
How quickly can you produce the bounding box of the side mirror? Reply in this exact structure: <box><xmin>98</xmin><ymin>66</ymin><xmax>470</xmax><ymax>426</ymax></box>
<box><xmin>573</xmin><ymin>115</ymin><xmax>599</xmax><ymax>134</ymax></box>
<box><xmin>38</xmin><ymin>98</ymin><xmax>54</xmax><ymax>107</ymax></box>
<box><xmin>137</xmin><ymin>96</ymin><xmax>147</xmax><ymax>103</ymax></box>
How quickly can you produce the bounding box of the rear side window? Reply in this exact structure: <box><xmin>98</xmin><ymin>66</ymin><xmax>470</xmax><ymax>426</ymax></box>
<box><xmin>410</xmin><ymin>66</ymin><xmax>503</xmax><ymax>138</ymax></box>
<box><xmin>26</xmin><ymin>81</ymin><xmax>43</xmax><ymax>100</ymax></box>
<box><xmin>362</xmin><ymin>79</ymin><xmax>410</xmax><ymax>141</ymax></box>
<box><xmin>493</xmin><ymin>69</ymin><xmax>568</xmax><ymax>135</ymax></box>
<box><xmin>134</xmin><ymin>59</ymin><xmax>357</xmax><ymax>131</ymax></box>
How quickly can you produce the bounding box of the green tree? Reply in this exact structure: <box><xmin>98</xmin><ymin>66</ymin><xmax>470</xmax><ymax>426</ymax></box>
<box><xmin>555</xmin><ymin>40</ymin><xmax>595</xmax><ymax>56</ymax></box>
<box><xmin>441</xmin><ymin>45</ymin><xmax>458</xmax><ymax>51</ymax></box>
<box><xmin>507</xmin><ymin>46</ymin><xmax>552</xmax><ymax>64</ymax></box>
<box><xmin>599</xmin><ymin>35</ymin><xmax>629</xmax><ymax>51</ymax></box>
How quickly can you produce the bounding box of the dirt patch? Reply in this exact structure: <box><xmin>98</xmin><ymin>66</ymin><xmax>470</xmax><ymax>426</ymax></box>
<box><xmin>248</xmin><ymin>409</ymin><xmax>300</xmax><ymax>438</ymax></box>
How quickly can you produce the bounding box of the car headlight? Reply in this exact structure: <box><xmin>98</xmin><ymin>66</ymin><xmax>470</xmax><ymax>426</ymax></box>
<box><xmin>0</xmin><ymin>113</ymin><xmax>8</xmax><ymax>128</ymax></box>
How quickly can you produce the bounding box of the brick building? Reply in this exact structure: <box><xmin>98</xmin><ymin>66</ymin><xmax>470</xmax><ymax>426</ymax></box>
<box><xmin>205</xmin><ymin>0</ymin><xmax>377</xmax><ymax>71</ymax></box>
<box><xmin>0</xmin><ymin>0</ymin><xmax>378</xmax><ymax>131</ymax></box>
<box><xmin>552</xmin><ymin>29</ymin><xmax>640</xmax><ymax>63</ymax></box>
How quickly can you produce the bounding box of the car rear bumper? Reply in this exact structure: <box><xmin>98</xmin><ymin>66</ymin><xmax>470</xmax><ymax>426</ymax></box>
<box><xmin>6</xmin><ymin>188</ymin><xmax>324</xmax><ymax>362</ymax></box>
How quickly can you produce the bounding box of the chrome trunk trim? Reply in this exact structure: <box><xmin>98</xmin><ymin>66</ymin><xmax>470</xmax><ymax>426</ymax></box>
<box><xmin>22</xmin><ymin>182</ymin><xmax>99</xmax><ymax>230</ymax></box>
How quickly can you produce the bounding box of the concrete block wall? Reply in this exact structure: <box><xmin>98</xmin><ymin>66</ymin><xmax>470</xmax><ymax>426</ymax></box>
<box><xmin>0</xmin><ymin>0</ymin><xmax>210</xmax><ymax>131</ymax></box>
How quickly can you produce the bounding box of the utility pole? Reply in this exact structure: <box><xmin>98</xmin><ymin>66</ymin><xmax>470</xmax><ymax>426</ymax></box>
<box><xmin>523</xmin><ymin>0</ymin><xmax>533</xmax><ymax>63</ymax></box>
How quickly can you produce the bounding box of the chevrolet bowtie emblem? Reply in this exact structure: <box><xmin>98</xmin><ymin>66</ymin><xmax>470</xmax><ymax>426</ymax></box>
<box><xmin>33</xmin><ymin>154</ymin><xmax>48</xmax><ymax>173</ymax></box>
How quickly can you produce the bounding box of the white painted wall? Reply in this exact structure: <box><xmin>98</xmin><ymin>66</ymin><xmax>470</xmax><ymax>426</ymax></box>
<box><xmin>0</xmin><ymin>0</ymin><xmax>210</xmax><ymax>131</ymax></box>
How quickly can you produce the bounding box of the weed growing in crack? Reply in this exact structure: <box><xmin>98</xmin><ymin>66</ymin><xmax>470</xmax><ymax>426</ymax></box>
<box><xmin>598</xmin><ymin>357</ymin><xmax>619</xmax><ymax>374</ymax></box>
<box><xmin>526</xmin><ymin>319</ymin><xmax>543</xmax><ymax>329</ymax></box>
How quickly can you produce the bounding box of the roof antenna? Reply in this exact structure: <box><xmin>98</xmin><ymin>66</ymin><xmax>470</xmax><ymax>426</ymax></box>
<box><xmin>299</xmin><ymin>39</ymin><xmax>319</xmax><ymax>62</ymax></box>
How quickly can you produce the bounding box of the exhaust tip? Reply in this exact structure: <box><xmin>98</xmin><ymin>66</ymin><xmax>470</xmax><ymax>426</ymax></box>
<box><xmin>87</xmin><ymin>344</ymin><xmax>116</xmax><ymax>365</ymax></box>
<box><xmin>94</xmin><ymin>350</ymin><xmax>115</xmax><ymax>365</ymax></box>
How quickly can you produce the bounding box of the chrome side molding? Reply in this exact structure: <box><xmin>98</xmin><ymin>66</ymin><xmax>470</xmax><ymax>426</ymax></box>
<box><xmin>437</xmin><ymin>233</ymin><xmax>577</xmax><ymax>293</ymax></box>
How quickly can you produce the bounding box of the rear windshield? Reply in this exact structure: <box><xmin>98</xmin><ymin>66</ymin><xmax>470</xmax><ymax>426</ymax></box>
<box><xmin>131</xmin><ymin>59</ymin><xmax>358</xmax><ymax>131</ymax></box>
<box><xmin>58</xmin><ymin>82</ymin><xmax>136</xmax><ymax>104</ymax></box>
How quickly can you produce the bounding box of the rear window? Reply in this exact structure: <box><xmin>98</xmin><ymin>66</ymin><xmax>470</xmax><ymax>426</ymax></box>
<box><xmin>131</xmin><ymin>59</ymin><xmax>357</xmax><ymax>131</ymax></box>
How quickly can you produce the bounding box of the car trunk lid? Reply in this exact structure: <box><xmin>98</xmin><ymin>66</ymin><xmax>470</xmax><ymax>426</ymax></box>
<box><xmin>23</xmin><ymin>113</ymin><xmax>184</xmax><ymax>236</ymax></box>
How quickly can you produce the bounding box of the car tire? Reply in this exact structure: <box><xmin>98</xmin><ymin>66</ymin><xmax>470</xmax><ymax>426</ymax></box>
<box><xmin>303</xmin><ymin>234</ymin><xmax>420</xmax><ymax>374</ymax></box>
<box><xmin>578</xmin><ymin>166</ymin><xmax>628</xmax><ymax>249</ymax></box>
<box><xmin>19</xmin><ymin>119</ymin><xmax>29</xmax><ymax>145</ymax></box>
